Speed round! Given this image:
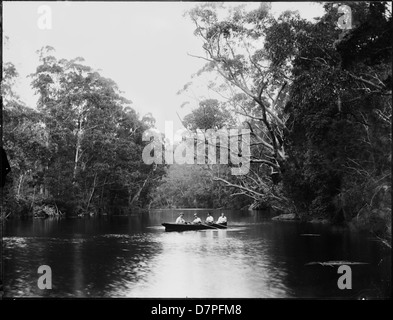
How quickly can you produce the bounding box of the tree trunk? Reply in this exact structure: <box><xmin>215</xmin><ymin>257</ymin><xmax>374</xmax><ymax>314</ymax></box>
<box><xmin>99</xmin><ymin>177</ymin><xmax>107</xmax><ymax>210</ymax></box>
<box><xmin>73</xmin><ymin>117</ymin><xmax>83</xmax><ymax>184</ymax></box>
<box><xmin>130</xmin><ymin>175</ymin><xmax>150</xmax><ymax>207</ymax></box>
<box><xmin>31</xmin><ymin>186</ymin><xmax>36</xmax><ymax>210</ymax></box>
<box><xmin>86</xmin><ymin>173</ymin><xmax>97</xmax><ymax>212</ymax></box>
<box><xmin>17</xmin><ymin>173</ymin><xmax>24</xmax><ymax>196</ymax></box>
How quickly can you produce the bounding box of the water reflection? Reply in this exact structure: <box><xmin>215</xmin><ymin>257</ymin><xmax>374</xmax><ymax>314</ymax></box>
<box><xmin>126</xmin><ymin>229</ymin><xmax>286</xmax><ymax>298</ymax></box>
<box><xmin>3</xmin><ymin>210</ymin><xmax>391</xmax><ymax>298</ymax></box>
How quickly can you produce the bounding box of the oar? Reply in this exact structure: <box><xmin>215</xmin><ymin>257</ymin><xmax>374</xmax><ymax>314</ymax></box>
<box><xmin>213</xmin><ymin>223</ymin><xmax>227</xmax><ymax>229</ymax></box>
<box><xmin>215</xmin><ymin>223</ymin><xmax>227</xmax><ymax>229</ymax></box>
<box><xmin>203</xmin><ymin>222</ymin><xmax>228</xmax><ymax>229</ymax></box>
<box><xmin>201</xmin><ymin>223</ymin><xmax>218</xmax><ymax>229</ymax></box>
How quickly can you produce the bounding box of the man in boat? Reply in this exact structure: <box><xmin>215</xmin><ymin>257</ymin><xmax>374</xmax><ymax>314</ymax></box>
<box><xmin>175</xmin><ymin>213</ymin><xmax>185</xmax><ymax>224</ymax></box>
<box><xmin>205</xmin><ymin>212</ymin><xmax>214</xmax><ymax>224</ymax></box>
<box><xmin>216</xmin><ymin>212</ymin><xmax>227</xmax><ymax>224</ymax></box>
<box><xmin>192</xmin><ymin>213</ymin><xmax>202</xmax><ymax>224</ymax></box>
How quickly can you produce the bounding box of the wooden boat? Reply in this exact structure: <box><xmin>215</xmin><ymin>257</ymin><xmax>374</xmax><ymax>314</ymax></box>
<box><xmin>162</xmin><ymin>222</ymin><xmax>227</xmax><ymax>232</ymax></box>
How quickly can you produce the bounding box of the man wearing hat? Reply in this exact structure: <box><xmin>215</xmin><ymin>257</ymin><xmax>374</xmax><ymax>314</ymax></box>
<box><xmin>175</xmin><ymin>212</ymin><xmax>186</xmax><ymax>224</ymax></box>
<box><xmin>205</xmin><ymin>212</ymin><xmax>214</xmax><ymax>224</ymax></box>
<box><xmin>192</xmin><ymin>213</ymin><xmax>202</xmax><ymax>224</ymax></box>
<box><xmin>216</xmin><ymin>212</ymin><xmax>227</xmax><ymax>224</ymax></box>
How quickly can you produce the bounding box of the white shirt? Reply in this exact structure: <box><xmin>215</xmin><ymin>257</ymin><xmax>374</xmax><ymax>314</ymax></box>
<box><xmin>193</xmin><ymin>217</ymin><xmax>202</xmax><ymax>224</ymax></box>
<box><xmin>176</xmin><ymin>216</ymin><xmax>185</xmax><ymax>224</ymax></box>
<box><xmin>206</xmin><ymin>216</ymin><xmax>214</xmax><ymax>223</ymax></box>
<box><xmin>217</xmin><ymin>216</ymin><xmax>227</xmax><ymax>224</ymax></box>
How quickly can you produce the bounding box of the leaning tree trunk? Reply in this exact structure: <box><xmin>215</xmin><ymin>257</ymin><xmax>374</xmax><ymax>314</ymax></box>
<box><xmin>130</xmin><ymin>174</ymin><xmax>151</xmax><ymax>207</ymax></box>
<box><xmin>85</xmin><ymin>173</ymin><xmax>97</xmax><ymax>213</ymax></box>
<box><xmin>73</xmin><ymin>116</ymin><xmax>83</xmax><ymax>184</ymax></box>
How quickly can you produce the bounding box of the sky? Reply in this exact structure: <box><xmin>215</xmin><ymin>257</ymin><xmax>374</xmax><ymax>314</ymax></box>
<box><xmin>3</xmin><ymin>1</ymin><xmax>325</xmax><ymax>133</ymax></box>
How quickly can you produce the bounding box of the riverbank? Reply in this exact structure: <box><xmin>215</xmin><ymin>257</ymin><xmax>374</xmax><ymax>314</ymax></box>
<box><xmin>271</xmin><ymin>211</ymin><xmax>391</xmax><ymax>249</ymax></box>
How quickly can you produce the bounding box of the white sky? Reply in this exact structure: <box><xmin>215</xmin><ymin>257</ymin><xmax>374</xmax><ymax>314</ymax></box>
<box><xmin>3</xmin><ymin>1</ymin><xmax>324</xmax><ymax>133</ymax></box>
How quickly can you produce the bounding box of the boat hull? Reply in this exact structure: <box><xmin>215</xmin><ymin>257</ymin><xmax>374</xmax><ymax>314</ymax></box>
<box><xmin>162</xmin><ymin>222</ymin><xmax>227</xmax><ymax>232</ymax></box>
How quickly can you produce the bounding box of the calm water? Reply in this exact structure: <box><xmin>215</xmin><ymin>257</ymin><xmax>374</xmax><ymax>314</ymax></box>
<box><xmin>2</xmin><ymin>209</ymin><xmax>391</xmax><ymax>298</ymax></box>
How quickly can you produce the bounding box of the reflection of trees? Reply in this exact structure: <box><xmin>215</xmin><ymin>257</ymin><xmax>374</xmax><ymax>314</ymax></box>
<box><xmin>256</xmin><ymin>222</ymin><xmax>391</xmax><ymax>298</ymax></box>
<box><xmin>4</xmin><ymin>215</ymin><xmax>390</xmax><ymax>298</ymax></box>
<box><xmin>4</xmin><ymin>217</ymin><xmax>164</xmax><ymax>297</ymax></box>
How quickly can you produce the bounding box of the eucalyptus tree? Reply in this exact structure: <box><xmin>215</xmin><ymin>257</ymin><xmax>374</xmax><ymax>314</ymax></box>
<box><xmin>30</xmin><ymin>46</ymin><xmax>163</xmax><ymax>213</ymax></box>
<box><xmin>183</xmin><ymin>2</ymin><xmax>391</xmax><ymax>219</ymax></box>
<box><xmin>182</xmin><ymin>3</ymin><xmax>296</xmax><ymax>211</ymax></box>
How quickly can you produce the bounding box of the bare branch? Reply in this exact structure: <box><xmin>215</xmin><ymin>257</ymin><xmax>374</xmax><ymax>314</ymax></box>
<box><xmin>187</xmin><ymin>52</ymin><xmax>215</xmax><ymax>63</ymax></box>
<box><xmin>348</xmin><ymin>73</ymin><xmax>384</xmax><ymax>90</ymax></box>
<box><xmin>213</xmin><ymin>176</ymin><xmax>264</xmax><ymax>198</ymax></box>
<box><xmin>273</xmin><ymin>82</ymin><xmax>288</xmax><ymax>108</ymax></box>
<box><xmin>234</xmin><ymin>110</ymin><xmax>263</xmax><ymax>121</ymax></box>
<box><xmin>250</xmin><ymin>158</ymin><xmax>280</xmax><ymax>170</ymax></box>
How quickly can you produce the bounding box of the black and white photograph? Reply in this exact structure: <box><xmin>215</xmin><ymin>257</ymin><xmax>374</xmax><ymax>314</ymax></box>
<box><xmin>1</xmin><ymin>1</ymin><xmax>391</xmax><ymax>303</ymax></box>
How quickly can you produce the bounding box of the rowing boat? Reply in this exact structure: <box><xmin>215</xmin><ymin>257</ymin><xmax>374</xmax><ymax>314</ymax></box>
<box><xmin>162</xmin><ymin>222</ymin><xmax>227</xmax><ymax>232</ymax></box>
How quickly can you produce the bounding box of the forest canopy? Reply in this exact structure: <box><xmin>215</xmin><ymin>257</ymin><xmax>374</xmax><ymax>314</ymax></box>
<box><xmin>2</xmin><ymin>46</ymin><xmax>165</xmax><ymax>217</ymax></box>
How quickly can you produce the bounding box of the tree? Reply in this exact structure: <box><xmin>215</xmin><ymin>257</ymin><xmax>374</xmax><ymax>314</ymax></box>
<box><xmin>183</xmin><ymin>1</ymin><xmax>391</xmax><ymax>234</ymax></box>
<box><xmin>23</xmin><ymin>46</ymin><xmax>166</xmax><ymax>215</ymax></box>
<box><xmin>183</xmin><ymin>98</ymin><xmax>235</xmax><ymax>130</ymax></box>
<box><xmin>150</xmin><ymin>163</ymin><xmax>250</xmax><ymax>209</ymax></box>
<box><xmin>150</xmin><ymin>97</ymin><xmax>251</xmax><ymax>210</ymax></box>
<box><xmin>274</xmin><ymin>2</ymin><xmax>391</xmax><ymax>230</ymax></box>
<box><xmin>2</xmin><ymin>55</ymin><xmax>52</xmax><ymax>218</ymax></box>
<box><xmin>182</xmin><ymin>3</ymin><xmax>296</xmax><ymax>211</ymax></box>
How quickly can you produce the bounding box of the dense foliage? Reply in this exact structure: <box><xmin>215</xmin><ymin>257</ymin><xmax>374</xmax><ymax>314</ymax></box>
<box><xmin>177</xmin><ymin>2</ymin><xmax>391</xmax><ymax>241</ymax></box>
<box><xmin>2</xmin><ymin>47</ymin><xmax>165</xmax><ymax>217</ymax></box>
<box><xmin>150</xmin><ymin>98</ymin><xmax>252</xmax><ymax>209</ymax></box>
<box><xmin>277</xmin><ymin>3</ymin><xmax>391</xmax><ymax>234</ymax></box>
<box><xmin>150</xmin><ymin>163</ymin><xmax>251</xmax><ymax>209</ymax></box>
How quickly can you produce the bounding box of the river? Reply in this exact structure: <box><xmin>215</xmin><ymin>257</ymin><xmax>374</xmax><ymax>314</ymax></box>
<box><xmin>2</xmin><ymin>209</ymin><xmax>391</xmax><ymax>299</ymax></box>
